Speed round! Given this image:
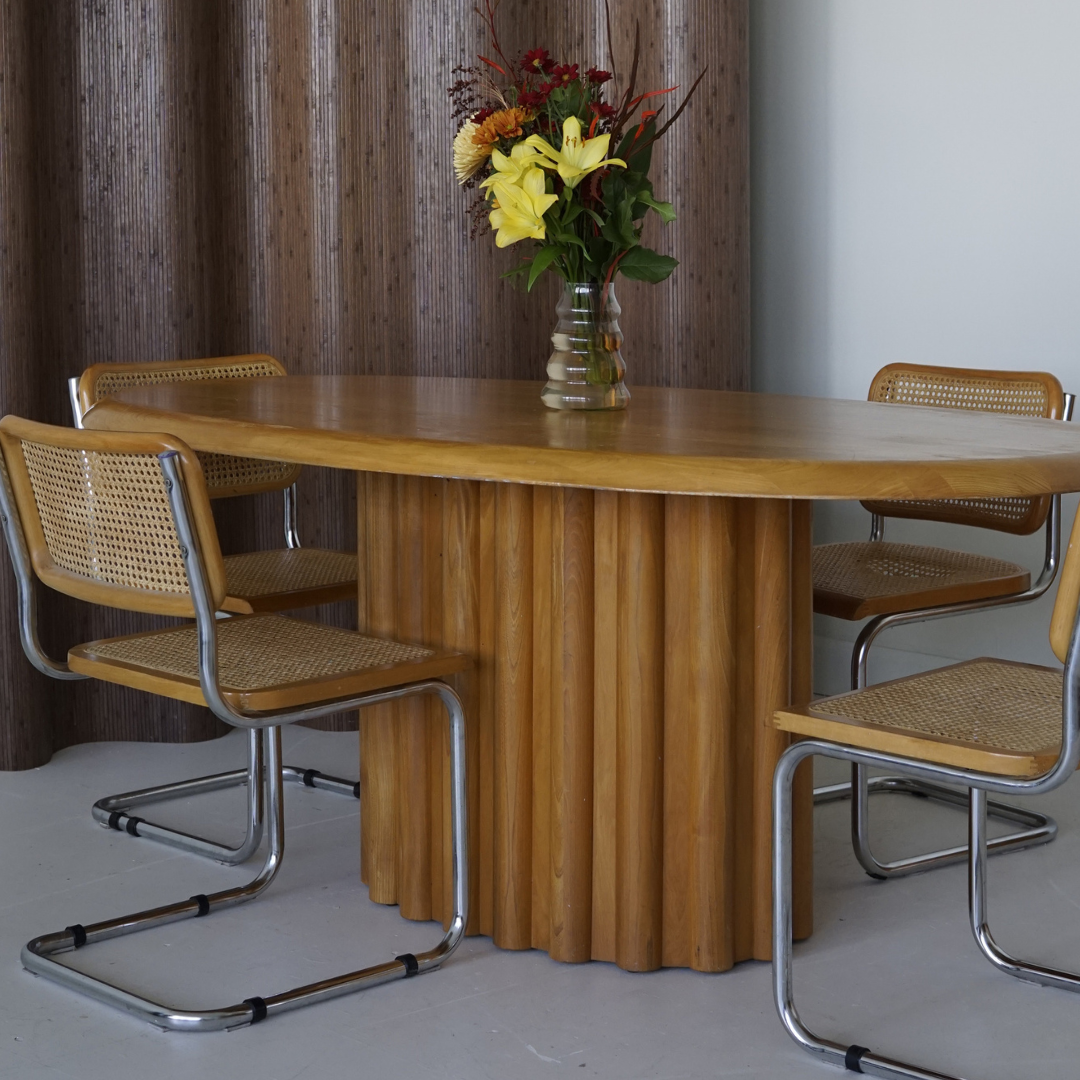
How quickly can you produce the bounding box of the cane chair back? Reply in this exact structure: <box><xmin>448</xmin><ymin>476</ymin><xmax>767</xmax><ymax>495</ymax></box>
<box><xmin>77</xmin><ymin>356</ymin><xmax>301</xmax><ymax>499</ymax></box>
<box><xmin>0</xmin><ymin>416</ymin><xmax>227</xmax><ymax>617</ymax></box>
<box><xmin>861</xmin><ymin>364</ymin><xmax>1066</xmax><ymax>535</ymax></box>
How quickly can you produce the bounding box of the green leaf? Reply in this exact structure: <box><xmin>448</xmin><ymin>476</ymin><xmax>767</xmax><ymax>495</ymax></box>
<box><xmin>562</xmin><ymin>202</ymin><xmax>585</xmax><ymax>225</ymax></box>
<box><xmin>635</xmin><ymin>190</ymin><xmax>676</xmax><ymax>224</ymax></box>
<box><xmin>527</xmin><ymin>245</ymin><xmax>564</xmax><ymax>291</ymax></box>
<box><xmin>617</xmin><ymin>246</ymin><xmax>678</xmax><ymax>283</ymax></box>
<box><xmin>600</xmin><ymin>194</ymin><xmax>637</xmax><ymax>249</ymax></box>
<box><xmin>500</xmin><ymin>262</ymin><xmax>530</xmax><ymax>281</ymax></box>
<box><xmin>551</xmin><ymin>228</ymin><xmax>589</xmax><ymax>253</ymax></box>
<box><xmin>616</xmin><ymin>120</ymin><xmax>656</xmax><ymax>178</ymax></box>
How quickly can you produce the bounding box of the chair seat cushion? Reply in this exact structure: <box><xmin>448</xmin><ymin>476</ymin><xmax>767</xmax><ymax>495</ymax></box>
<box><xmin>774</xmin><ymin>658</ymin><xmax>1061</xmax><ymax>776</ymax></box>
<box><xmin>221</xmin><ymin>548</ymin><xmax>358</xmax><ymax>613</ymax></box>
<box><xmin>68</xmin><ymin>614</ymin><xmax>467</xmax><ymax>712</ymax></box>
<box><xmin>813</xmin><ymin>541</ymin><xmax>1030</xmax><ymax>620</ymax></box>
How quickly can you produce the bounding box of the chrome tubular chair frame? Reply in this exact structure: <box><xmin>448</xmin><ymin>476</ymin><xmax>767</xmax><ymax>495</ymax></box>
<box><xmin>11</xmin><ymin>450</ymin><xmax>469</xmax><ymax>1031</ymax></box>
<box><xmin>812</xmin><ymin>391</ymin><xmax>1074</xmax><ymax>881</ymax></box>
<box><xmin>774</xmin><ymin>612</ymin><xmax>1080</xmax><ymax>1079</ymax></box>
<box><xmin>68</xmin><ymin>374</ymin><xmax>358</xmax><ymax>865</ymax></box>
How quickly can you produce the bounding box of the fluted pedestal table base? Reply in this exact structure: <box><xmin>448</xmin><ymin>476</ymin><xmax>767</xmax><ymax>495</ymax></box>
<box><xmin>356</xmin><ymin>474</ymin><xmax>814</xmax><ymax>972</ymax></box>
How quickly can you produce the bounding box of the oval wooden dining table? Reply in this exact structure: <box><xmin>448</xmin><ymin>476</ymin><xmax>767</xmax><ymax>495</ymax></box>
<box><xmin>84</xmin><ymin>375</ymin><xmax>1080</xmax><ymax>974</ymax></box>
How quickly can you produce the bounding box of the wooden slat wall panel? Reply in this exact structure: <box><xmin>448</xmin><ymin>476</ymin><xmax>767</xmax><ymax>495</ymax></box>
<box><xmin>0</xmin><ymin>0</ymin><xmax>747</xmax><ymax>768</ymax></box>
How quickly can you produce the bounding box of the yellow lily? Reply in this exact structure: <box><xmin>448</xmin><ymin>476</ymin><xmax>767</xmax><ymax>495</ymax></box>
<box><xmin>488</xmin><ymin>167</ymin><xmax>558</xmax><ymax>247</ymax></box>
<box><xmin>479</xmin><ymin>142</ymin><xmax>548</xmax><ymax>192</ymax></box>
<box><xmin>525</xmin><ymin>115</ymin><xmax>626</xmax><ymax>189</ymax></box>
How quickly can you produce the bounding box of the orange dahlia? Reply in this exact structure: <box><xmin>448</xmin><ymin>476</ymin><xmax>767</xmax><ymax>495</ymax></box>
<box><xmin>472</xmin><ymin>107</ymin><xmax>531</xmax><ymax>146</ymax></box>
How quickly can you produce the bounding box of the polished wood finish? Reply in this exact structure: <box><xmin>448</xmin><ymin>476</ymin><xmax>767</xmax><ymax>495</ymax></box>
<box><xmin>87</xmin><ymin>376</ymin><xmax>1080</xmax><ymax>499</ymax></box>
<box><xmin>1051</xmin><ymin>504</ymin><xmax>1080</xmax><ymax>664</ymax></box>
<box><xmin>862</xmin><ymin>363</ymin><xmax>1065</xmax><ymax>534</ymax></box>
<box><xmin>81</xmin><ymin>374</ymin><xmax>1080</xmax><ymax>970</ymax></box>
<box><xmin>351</xmin><ymin>475</ymin><xmax>813</xmax><ymax>971</ymax></box>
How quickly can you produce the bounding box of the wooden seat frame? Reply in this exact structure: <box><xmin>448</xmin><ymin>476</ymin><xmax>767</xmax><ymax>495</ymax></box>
<box><xmin>772</xmin><ymin>503</ymin><xmax>1080</xmax><ymax>1080</ymax></box>
<box><xmin>0</xmin><ymin>417</ymin><xmax>468</xmax><ymax>1031</ymax></box>
<box><xmin>69</xmin><ymin>358</ymin><xmax>361</xmax><ymax>866</ymax></box>
<box><xmin>814</xmin><ymin>364</ymin><xmax>1073</xmax><ymax>881</ymax></box>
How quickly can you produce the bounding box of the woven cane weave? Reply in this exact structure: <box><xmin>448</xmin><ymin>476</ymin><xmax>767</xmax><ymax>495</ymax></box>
<box><xmin>813</xmin><ymin>541</ymin><xmax>1028</xmax><ymax>619</ymax></box>
<box><xmin>92</xmin><ymin>359</ymin><xmax>283</xmax><ymax>398</ymax></box>
<box><xmin>84</xmin><ymin>614</ymin><xmax>434</xmax><ymax>692</ymax></box>
<box><xmin>90</xmin><ymin>361</ymin><xmax>297</xmax><ymax>496</ymax></box>
<box><xmin>862</xmin><ymin>366</ymin><xmax>1057</xmax><ymax>534</ymax></box>
<box><xmin>20</xmin><ymin>440</ymin><xmax>189</xmax><ymax>594</ymax></box>
<box><xmin>809</xmin><ymin>660</ymin><xmax>1061</xmax><ymax>757</ymax></box>
<box><xmin>871</xmin><ymin>368</ymin><xmax>1053</xmax><ymax>416</ymax></box>
<box><xmin>223</xmin><ymin>549</ymin><xmax>357</xmax><ymax>599</ymax></box>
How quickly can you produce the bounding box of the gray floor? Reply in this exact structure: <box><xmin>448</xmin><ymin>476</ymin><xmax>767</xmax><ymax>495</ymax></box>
<box><xmin>1</xmin><ymin>729</ymin><xmax>1079</xmax><ymax>1080</ymax></box>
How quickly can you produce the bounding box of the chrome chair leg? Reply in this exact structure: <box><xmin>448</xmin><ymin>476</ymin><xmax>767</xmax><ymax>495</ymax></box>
<box><xmin>92</xmin><ymin>729</ymin><xmax>363</xmax><ymax>865</ymax></box>
<box><xmin>814</xmin><ymin>765</ymin><xmax>1057</xmax><ymax>880</ymax></box>
<box><xmin>23</xmin><ymin>693</ymin><xmax>468</xmax><ymax>1032</ymax></box>
<box><xmin>775</xmin><ymin>741</ymin><xmax>962</xmax><ymax>1080</ymax></box>
<box><xmin>969</xmin><ymin>787</ymin><xmax>1080</xmax><ymax>993</ymax></box>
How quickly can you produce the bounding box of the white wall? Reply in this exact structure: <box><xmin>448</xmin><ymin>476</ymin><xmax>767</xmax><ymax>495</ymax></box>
<box><xmin>750</xmin><ymin>0</ymin><xmax>1080</xmax><ymax>694</ymax></box>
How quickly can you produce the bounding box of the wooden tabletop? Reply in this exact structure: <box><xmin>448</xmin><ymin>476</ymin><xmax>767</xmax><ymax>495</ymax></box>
<box><xmin>83</xmin><ymin>375</ymin><xmax>1080</xmax><ymax>499</ymax></box>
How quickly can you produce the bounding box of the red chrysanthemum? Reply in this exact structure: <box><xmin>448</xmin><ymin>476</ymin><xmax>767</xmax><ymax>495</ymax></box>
<box><xmin>517</xmin><ymin>88</ymin><xmax>550</xmax><ymax>109</ymax></box>
<box><xmin>586</xmin><ymin>67</ymin><xmax>612</xmax><ymax>85</ymax></box>
<box><xmin>521</xmin><ymin>48</ymin><xmax>555</xmax><ymax>74</ymax></box>
<box><xmin>589</xmin><ymin>101</ymin><xmax>616</xmax><ymax>120</ymax></box>
<box><xmin>550</xmin><ymin>64</ymin><xmax>579</xmax><ymax>86</ymax></box>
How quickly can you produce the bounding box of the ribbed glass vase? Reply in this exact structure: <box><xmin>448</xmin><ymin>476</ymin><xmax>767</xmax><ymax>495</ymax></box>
<box><xmin>541</xmin><ymin>281</ymin><xmax>630</xmax><ymax>411</ymax></box>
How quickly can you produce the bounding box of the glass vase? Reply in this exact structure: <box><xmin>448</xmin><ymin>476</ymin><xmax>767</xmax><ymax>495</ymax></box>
<box><xmin>542</xmin><ymin>281</ymin><xmax>630</xmax><ymax>411</ymax></box>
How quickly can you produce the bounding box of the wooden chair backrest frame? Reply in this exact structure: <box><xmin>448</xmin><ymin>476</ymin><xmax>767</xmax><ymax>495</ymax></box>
<box><xmin>1051</xmin><ymin>505</ymin><xmax>1080</xmax><ymax>663</ymax></box>
<box><xmin>0</xmin><ymin>416</ymin><xmax>227</xmax><ymax>617</ymax></box>
<box><xmin>77</xmin><ymin>355</ymin><xmax>301</xmax><ymax>499</ymax></box>
<box><xmin>861</xmin><ymin>363</ymin><xmax>1066</xmax><ymax>535</ymax></box>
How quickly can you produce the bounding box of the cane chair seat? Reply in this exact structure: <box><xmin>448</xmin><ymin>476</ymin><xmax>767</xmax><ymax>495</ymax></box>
<box><xmin>221</xmin><ymin>549</ymin><xmax>358</xmax><ymax>613</ymax></box>
<box><xmin>69</xmin><ymin>613</ymin><xmax>467</xmax><ymax>712</ymax></box>
<box><xmin>775</xmin><ymin>658</ymin><xmax>1062</xmax><ymax>777</ymax></box>
<box><xmin>813</xmin><ymin>541</ymin><xmax>1031</xmax><ymax>620</ymax></box>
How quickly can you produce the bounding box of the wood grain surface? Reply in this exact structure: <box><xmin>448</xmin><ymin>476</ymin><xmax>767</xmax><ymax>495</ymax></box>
<box><xmin>353</xmin><ymin>473</ymin><xmax>814</xmax><ymax>970</ymax></box>
<box><xmin>88</xmin><ymin>375</ymin><xmax>1080</xmax><ymax>499</ymax></box>
<box><xmin>0</xmin><ymin>0</ymin><xmax>747</xmax><ymax>770</ymax></box>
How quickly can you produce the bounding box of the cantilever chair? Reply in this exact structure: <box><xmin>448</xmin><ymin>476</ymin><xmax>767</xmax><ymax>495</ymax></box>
<box><xmin>0</xmin><ymin>416</ymin><xmax>468</xmax><ymax>1030</ymax></box>
<box><xmin>772</xmin><ymin>501</ymin><xmax>1080</xmax><ymax>1080</ymax></box>
<box><xmin>813</xmin><ymin>363</ymin><xmax>1074</xmax><ymax>879</ymax></box>
<box><xmin>71</xmin><ymin>356</ymin><xmax>361</xmax><ymax>866</ymax></box>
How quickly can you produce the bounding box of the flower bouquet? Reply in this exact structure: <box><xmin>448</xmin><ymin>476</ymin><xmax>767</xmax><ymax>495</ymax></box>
<box><xmin>451</xmin><ymin>2</ymin><xmax>704</xmax><ymax>410</ymax></box>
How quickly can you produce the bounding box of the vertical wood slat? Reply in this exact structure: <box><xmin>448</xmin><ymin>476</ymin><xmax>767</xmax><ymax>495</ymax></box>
<box><xmin>790</xmin><ymin>500</ymin><xmax>815</xmax><ymax>942</ymax></box>
<box><xmin>662</xmin><ymin>495</ymin><xmax>738</xmax><ymax>971</ymax></box>
<box><xmin>394</xmin><ymin>475</ymin><xmax>433</xmax><ymax>922</ymax></box>
<box><xmin>493</xmin><ymin>483</ymin><xmax>533</xmax><ymax>948</ymax></box>
<box><xmin>358</xmin><ymin>471</ymin><xmax>399</xmax><ymax>901</ymax></box>
<box><xmin>530</xmin><ymin>487</ymin><xmax>554</xmax><ymax>952</ymax></box>
<box><xmin>590</xmin><ymin>490</ymin><xmax>619</xmax><ymax>963</ymax></box>
<box><xmin>615</xmin><ymin>493</ymin><xmax>666</xmax><ymax>972</ymax></box>
<box><xmin>548</xmin><ymin>489</ymin><xmax>596</xmax><ymax>962</ymax></box>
